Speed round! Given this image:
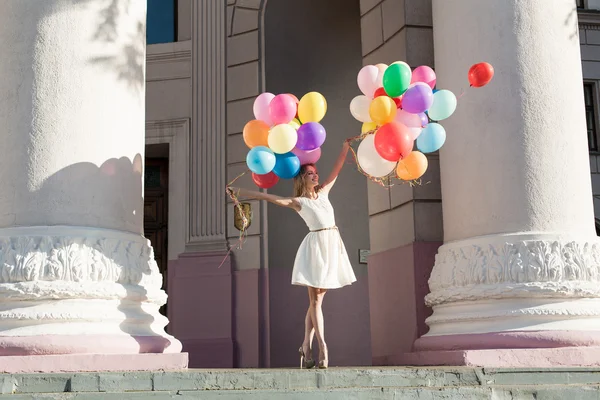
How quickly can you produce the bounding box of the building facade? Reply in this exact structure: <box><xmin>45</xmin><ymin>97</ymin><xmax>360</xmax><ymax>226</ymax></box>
<box><xmin>142</xmin><ymin>0</ymin><xmax>600</xmax><ymax>367</ymax></box>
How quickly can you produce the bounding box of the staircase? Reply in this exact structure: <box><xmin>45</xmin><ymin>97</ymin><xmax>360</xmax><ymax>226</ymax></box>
<box><xmin>2</xmin><ymin>367</ymin><xmax>600</xmax><ymax>399</ymax></box>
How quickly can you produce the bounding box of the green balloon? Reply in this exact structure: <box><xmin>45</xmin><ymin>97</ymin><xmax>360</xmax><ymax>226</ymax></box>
<box><xmin>427</xmin><ymin>90</ymin><xmax>457</xmax><ymax>121</ymax></box>
<box><xmin>383</xmin><ymin>63</ymin><xmax>412</xmax><ymax>98</ymax></box>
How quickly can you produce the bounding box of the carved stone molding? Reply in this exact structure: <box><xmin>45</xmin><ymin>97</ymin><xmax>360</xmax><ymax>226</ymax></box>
<box><xmin>427</xmin><ymin>235</ymin><xmax>600</xmax><ymax>306</ymax></box>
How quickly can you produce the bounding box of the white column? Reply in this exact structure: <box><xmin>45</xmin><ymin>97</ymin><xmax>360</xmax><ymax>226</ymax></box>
<box><xmin>418</xmin><ymin>0</ymin><xmax>600</xmax><ymax>349</ymax></box>
<box><xmin>0</xmin><ymin>0</ymin><xmax>181</xmax><ymax>355</ymax></box>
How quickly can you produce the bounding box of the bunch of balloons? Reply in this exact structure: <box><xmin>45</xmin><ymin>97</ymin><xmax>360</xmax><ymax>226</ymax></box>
<box><xmin>349</xmin><ymin>61</ymin><xmax>493</xmax><ymax>182</ymax></box>
<box><xmin>243</xmin><ymin>92</ymin><xmax>328</xmax><ymax>188</ymax></box>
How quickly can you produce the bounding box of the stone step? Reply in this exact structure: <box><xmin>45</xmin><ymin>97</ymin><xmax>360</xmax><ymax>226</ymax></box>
<box><xmin>1</xmin><ymin>367</ymin><xmax>600</xmax><ymax>399</ymax></box>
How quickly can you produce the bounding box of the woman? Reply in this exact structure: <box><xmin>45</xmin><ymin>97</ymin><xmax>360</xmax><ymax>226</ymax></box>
<box><xmin>230</xmin><ymin>141</ymin><xmax>356</xmax><ymax>369</ymax></box>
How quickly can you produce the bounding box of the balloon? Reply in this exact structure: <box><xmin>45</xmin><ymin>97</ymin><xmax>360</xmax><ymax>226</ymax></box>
<box><xmin>408</xmin><ymin>127</ymin><xmax>422</xmax><ymax>141</ymax></box>
<box><xmin>468</xmin><ymin>62</ymin><xmax>494</xmax><ymax>87</ymax></box>
<box><xmin>374</xmin><ymin>122</ymin><xmax>413</xmax><ymax>162</ymax></box>
<box><xmin>349</xmin><ymin>95</ymin><xmax>372</xmax><ymax>123</ymax></box>
<box><xmin>395</xmin><ymin>109</ymin><xmax>423</xmax><ymax>128</ymax></box>
<box><xmin>383</xmin><ymin>63</ymin><xmax>412</xmax><ymax>97</ymax></box>
<box><xmin>357</xmin><ymin>135</ymin><xmax>397</xmax><ymax>178</ymax></box>
<box><xmin>292</xmin><ymin>147</ymin><xmax>321</xmax><ymax>165</ymax></box>
<box><xmin>252</xmin><ymin>171</ymin><xmax>279</xmax><ymax>189</ymax></box>
<box><xmin>289</xmin><ymin>118</ymin><xmax>301</xmax><ymax>130</ymax></box>
<box><xmin>374</xmin><ymin>87</ymin><xmax>386</xmax><ymax>97</ymax></box>
<box><xmin>427</xmin><ymin>90</ymin><xmax>457</xmax><ymax>121</ymax></box>
<box><xmin>357</xmin><ymin>65</ymin><xmax>380</xmax><ymax>98</ymax></box>
<box><xmin>268</xmin><ymin>124</ymin><xmax>298</xmax><ymax>154</ymax></box>
<box><xmin>411</xmin><ymin>66</ymin><xmax>437</xmax><ymax>89</ymax></box>
<box><xmin>296</xmin><ymin>122</ymin><xmax>326</xmax><ymax>150</ymax></box>
<box><xmin>243</xmin><ymin>120</ymin><xmax>270</xmax><ymax>148</ymax></box>
<box><xmin>375</xmin><ymin>63</ymin><xmax>388</xmax><ymax>88</ymax></box>
<box><xmin>417</xmin><ymin>123</ymin><xmax>446</xmax><ymax>153</ymax></box>
<box><xmin>362</xmin><ymin>121</ymin><xmax>378</xmax><ymax>134</ymax></box>
<box><xmin>402</xmin><ymin>83</ymin><xmax>434</xmax><ymax>114</ymax></box>
<box><xmin>269</xmin><ymin>94</ymin><xmax>297</xmax><ymax>125</ymax></box>
<box><xmin>419</xmin><ymin>112</ymin><xmax>429</xmax><ymax>127</ymax></box>
<box><xmin>369</xmin><ymin>96</ymin><xmax>397</xmax><ymax>125</ymax></box>
<box><xmin>273</xmin><ymin>152</ymin><xmax>301</xmax><ymax>179</ymax></box>
<box><xmin>286</xmin><ymin>93</ymin><xmax>299</xmax><ymax>103</ymax></box>
<box><xmin>396</xmin><ymin>151</ymin><xmax>428</xmax><ymax>181</ymax></box>
<box><xmin>374</xmin><ymin>88</ymin><xmax>401</xmax><ymax>108</ymax></box>
<box><xmin>246</xmin><ymin>146</ymin><xmax>276</xmax><ymax>174</ymax></box>
<box><xmin>253</xmin><ymin>92</ymin><xmax>275</xmax><ymax>126</ymax></box>
<box><xmin>298</xmin><ymin>92</ymin><xmax>327</xmax><ymax>123</ymax></box>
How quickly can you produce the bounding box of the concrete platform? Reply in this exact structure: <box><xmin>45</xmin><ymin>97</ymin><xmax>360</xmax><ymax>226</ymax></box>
<box><xmin>2</xmin><ymin>367</ymin><xmax>600</xmax><ymax>398</ymax></box>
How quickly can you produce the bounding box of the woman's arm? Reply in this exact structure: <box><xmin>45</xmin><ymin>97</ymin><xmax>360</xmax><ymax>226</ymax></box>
<box><xmin>319</xmin><ymin>141</ymin><xmax>350</xmax><ymax>192</ymax></box>
<box><xmin>229</xmin><ymin>187</ymin><xmax>301</xmax><ymax>211</ymax></box>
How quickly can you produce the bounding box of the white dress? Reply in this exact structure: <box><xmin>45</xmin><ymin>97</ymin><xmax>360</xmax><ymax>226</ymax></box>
<box><xmin>291</xmin><ymin>191</ymin><xmax>357</xmax><ymax>289</ymax></box>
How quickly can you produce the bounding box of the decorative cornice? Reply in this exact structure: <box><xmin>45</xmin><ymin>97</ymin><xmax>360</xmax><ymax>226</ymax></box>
<box><xmin>579</xmin><ymin>10</ymin><xmax>600</xmax><ymax>27</ymax></box>
<box><xmin>146</xmin><ymin>50</ymin><xmax>191</xmax><ymax>65</ymax></box>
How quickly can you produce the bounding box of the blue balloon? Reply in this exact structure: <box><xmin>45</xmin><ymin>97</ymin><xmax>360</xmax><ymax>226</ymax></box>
<box><xmin>416</xmin><ymin>123</ymin><xmax>446</xmax><ymax>153</ymax></box>
<box><xmin>246</xmin><ymin>146</ymin><xmax>276</xmax><ymax>174</ymax></box>
<box><xmin>273</xmin><ymin>152</ymin><xmax>301</xmax><ymax>179</ymax></box>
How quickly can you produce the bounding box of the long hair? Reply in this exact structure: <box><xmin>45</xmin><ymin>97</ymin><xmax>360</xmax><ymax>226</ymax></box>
<box><xmin>293</xmin><ymin>164</ymin><xmax>321</xmax><ymax>197</ymax></box>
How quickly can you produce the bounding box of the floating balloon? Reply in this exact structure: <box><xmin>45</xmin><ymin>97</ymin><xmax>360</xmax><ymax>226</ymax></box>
<box><xmin>417</xmin><ymin>123</ymin><xmax>446</xmax><ymax>153</ymax></box>
<box><xmin>369</xmin><ymin>96</ymin><xmax>397</xmax><ymax>125</ymax></box>
<box><xmin>374</xmin><ymin>87</ymin><xmax>386</xmax><ymax>97</ymax></box>
<box><xmin>374</xmin><ymin>122</ymin><xmax>413</xmax><ymax>162</ymax></box>
<box><xmin>383</xmin><ymin>62</ymin><xmax>412</xmax><ymax>97</ymax></box>
<box><xmin>396</xmin><ymin>151</ymin><xmax>428</xmax><ymax>181</ymax></box>
<box><xmin>292</xmin><ymin>147</ymin><xmax>321</xmax><ymax>165</ymax></box>
<box><xmin>246</xmin><ymin>146</ymin><xmax>276</xmax><ymax>174</ymax></box>
<box><xmin>411</xmin><ymin>66</ymin><xmax>437</xmax><ymax>89</ymax></box>
<box><xmin>418</xmin><ymin>112</ymin><xmax>429</xmax><ymax>127</ymax></box>
<box><xmin>375</xmin><ymin>63</ymin><xmax>388</xmax><ymax>88</ymax></box>
<box><xmin>357</xmin><ymin>134</ymin><xmax>397</xmax><ymax>178</ymax></box>
<box><xmin>298</xmin><ymin>92</ymin><xmax>327</xmax><ymax>123</ymax></box>
<box><xmin>296</xmin><ymin>122</ymin><xmax>326</xmax><ymax>151</ymax></box>
<box><xmin>402</xmin><ymin>83</ymin><xmax>434</xmax><ymax>114</ymax></box>
<box><xmin>468</xmin><ymin>62</ymin><xmax>494</xmax><ymax>88</ymax></box>
<box><xmin>357</xmin><ymin>65</ymin><xmax>380</xmax><ymax>98</ymax></box>
<box><xmin>253</xmin><ymin>92</ymin><xmax>275</xmax><ymax>126</ymax></box>
<box><xmin>289</xmin><ymin>118</ymin><xmax>301</xmax><ymax>130</ymax></box>
<box><xmin>350</xmin><ymin>95</ymin><xmax>372</xmax><ymax>123</ymax></box>
<box><xmin>407</xmin><ymin>127</ymin><xmax>422</xmax><ymax>141</ymax></box>
<box><xmin>427</xmin><ymin>90</ymin><xmax>457</xmax><ymax>121</ymax></box>
<box><xmin>269</xmin><ymin>94</ymin><xmax>297</xmax><ymax>125</ymax></box>
<box><xmin>243</xmin><ymin>120</ymin><xmax>270</xmax><ymax>148</ymax></box>
<box><xmin>395</xmin><ymin>109</ymin><xmax>423</xmax><ymax>128</ymax></box>
<box><xmin>362</xmin><ymin>121</ymin><xmax>378</xmax><ymax>134</ymax></box>
<box><xmin>268</xmin><ymin>124</ymin><xmax>298</xmax><ymax>154</ymax></box>
<box><xmin>252</xmin><ymin>171</ymin><xmax>279</xmax><ymax>189</ymax></box>
<box><xmin>273</xmin><ymin>152</ymin><xmax>301</xmax><ymax>179</ymax></box>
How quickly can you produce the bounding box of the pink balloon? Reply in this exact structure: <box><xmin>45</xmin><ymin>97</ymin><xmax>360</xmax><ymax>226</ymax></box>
<box><xmin>357</xmin><ymin>65</ymin><xmax>379</xmax><ymax>98</ymax></box>
<box><xmin>411</xmin><ymin>66</ymin><xmax>436</xmax><ymax>90</ymax></box>
<box><xmin>292</xmin><ymin>147</ymin><xmax>322</xmax><ymax>165</ymax></box>
<box><xmin>395</xmin><ymin>109</ymin><xmax>423</xmax><ymax>128</ymax></box>
<box><xmin>269</xmin><ymin>94</ymin><xmax>297</xmax><ymax>125</ymax></box>
<box><xmin>253</xmin><ymin>92</ymin><xmax>275</xmax><ymax>126</ymax></box>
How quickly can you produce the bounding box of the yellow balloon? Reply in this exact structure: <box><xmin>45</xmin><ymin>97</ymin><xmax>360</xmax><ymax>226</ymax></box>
<box><xmin>298</xmin><ymin>92</ymin><xmax>327</xmax><ymax>123</ymax></box>
<box><xmin>396</xmin><ymin>151</ymin><xmax>428</xmax><ymax>180</ymax></box>
<box><xmin>369</xmin><ymin>96</ymin><xmax>397</xmax><ymax>125</ymax></box>
<box><xmin>361</xmin><ymin>122</ymin><xmax>378</xmax><ymax>134</ymax></box>
<box><xmin>289</xmin><ymin>118</ymin><xmax>301</xmax><ymax>130</ymax></box>
<box><xmin>268</xmin><ymin>124</ymin><xmax>298</xmax><ymax>154</ymax></box>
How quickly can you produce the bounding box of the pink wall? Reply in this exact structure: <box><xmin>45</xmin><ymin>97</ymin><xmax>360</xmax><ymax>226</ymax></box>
<box><xmin>368</xmin><ymin>242</ymin><xmax>440</xmax><ymax>365</ymax></box>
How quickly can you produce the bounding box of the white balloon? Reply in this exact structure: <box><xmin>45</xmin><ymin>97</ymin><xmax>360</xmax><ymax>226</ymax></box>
<box><xmin>349</xmin><ymin>95</ymin><xmax>372</xmax><ymax>123</ymax></box>
<box><xmin>375</xmin><ymin>63</ymin><xmax>388</xmax><ymax>88</ymax></box>
<box><xmin>408</xmin><ymin>127</ymin><xmax>422</xmax><ymax>140</ymax></box>
<box><xmin>357</xmin><ymin>65</ymin><xmax>379</xmax><ymax>98</ymax></box>
<box><xmin>268</xmin><ymin>124</ymin><xmax>298</xmax><ymax>154</ymax></box>
<box><xmin>357</xmin><ymin>135</ymin><xmax>397</xmax><ymax>178</ymax></box>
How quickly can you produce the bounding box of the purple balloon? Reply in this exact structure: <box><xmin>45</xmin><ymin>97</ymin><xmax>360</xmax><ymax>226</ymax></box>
<box><xmin>296</xmin><ymin>122</ymin><xmax>326</xmax><ymax>150</ymax></box>
<box><xmin>402</xmin><ymin>83</ymin><xmax>434</xmax><ymax>114</ymax></box>
<box><xmin>418</xmin><ymin>112</ymin><xmax>429</xmax><ymax>127</ymax></box>
<box><xmin>292</xmin><ymin>147</ymin><xmax>322</xmax><ymax>165</ymax></box>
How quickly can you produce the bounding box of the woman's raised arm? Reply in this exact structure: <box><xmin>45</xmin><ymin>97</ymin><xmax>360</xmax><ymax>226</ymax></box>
<box><xmin>229</xmin><ymin>187</ymin><xmax>301</xmax><ymax>211</ymax></box>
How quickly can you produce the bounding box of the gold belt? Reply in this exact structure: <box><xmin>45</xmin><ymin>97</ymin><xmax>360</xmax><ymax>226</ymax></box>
<box><xmin>310</xmin><ymin>226</ymin><xmax>338</xmax><ymax>233</ymax></box>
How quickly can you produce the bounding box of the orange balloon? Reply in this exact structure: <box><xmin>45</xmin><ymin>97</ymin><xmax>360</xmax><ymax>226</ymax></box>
<box><xmin>243</xmin><ymin>120</ymin><xmax>270</xmax><ymax>148</ymax></box>
<box><xmin>396</xmin><ymin>151</ymin><xmax>428</xmax><ymax>180</ymax></box>
<box><xmin>369</xmin><ymin>96</ymin><xmax>397</xmax><ymax>125</ymax></box>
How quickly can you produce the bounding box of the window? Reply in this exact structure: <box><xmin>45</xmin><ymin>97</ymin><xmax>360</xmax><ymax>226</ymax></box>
<box><xmin>147</xmin><ymin>0</ymin><xmax>176</xmax><ymax>44</ymax></box>
<box><xmin>584</xmin><ymin>83</ymin><xmax>598</xmax><ymax>152</ymax></box>
<box><xmin>577</xmin><ymin>0</ymin><xmax>585</xmax><ymax>9</ymax></box>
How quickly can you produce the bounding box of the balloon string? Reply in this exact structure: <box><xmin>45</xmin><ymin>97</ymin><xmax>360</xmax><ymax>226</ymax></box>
<box><xmin>218</xmin><ymin>170</ymin><xmax>250</xmax><ymax>269</ymax></box>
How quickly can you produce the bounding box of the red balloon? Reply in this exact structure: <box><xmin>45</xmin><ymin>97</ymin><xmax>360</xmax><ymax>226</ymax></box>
<box><xmin>375</xmin><ymin>87</ymin><xmax>402</xmax><ymax>108</ymax></box>
<box><xmin>374</xmin><ymin>122</ymin><xmax>413</xmax><ymax>162</ymax></box>
<box><xmin>252</xmin><ymin>171</ymin><xmax>279</xmax><ymax>189</ymax></box>
<box><xmin>393</xmin><ymin>96</ymin><xmax>402</xmax><ymax>109</ymax></box>
<box><xmin>468</xmin><ymin>62</ymin><xmax>494</xmax><ymax>88</ymax></box>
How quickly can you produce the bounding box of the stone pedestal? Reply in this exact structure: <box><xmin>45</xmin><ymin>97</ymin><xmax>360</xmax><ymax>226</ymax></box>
<box><xmin>415</xmin><ymin>0</ymin><xmax>600</xmax><ymax>359</ymax></box>
<box><xmin>0</xmin><ymin>0</ymin><xmax>185</xmax><ymax>367</ymax></box>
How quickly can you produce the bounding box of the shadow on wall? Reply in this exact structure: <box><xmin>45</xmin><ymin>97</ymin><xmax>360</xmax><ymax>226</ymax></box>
<box><xmin>565</xmin><ymin>4</ymin><xmax>579</xmax><ymax>42</ymax></box>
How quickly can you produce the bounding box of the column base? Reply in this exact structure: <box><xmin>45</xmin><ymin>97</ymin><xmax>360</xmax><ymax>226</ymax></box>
<box><xmin>386</xmin><ymin>347</ymin><xmax>600</xmax><ymax>368</ymax></box>
<box><xmin>0</xmin><ymin>353</ymin><xmax>188</xmax><ymax>373</ymax></box>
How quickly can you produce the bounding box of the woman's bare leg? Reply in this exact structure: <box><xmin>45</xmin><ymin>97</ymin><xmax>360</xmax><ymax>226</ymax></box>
<box><xmin>302</xmin><ymin>305</ymin><xmax>315</xmax><ymax>358</ymax></box>
<box><xmin>308</xmin><ymin>287</ymin><xmax>328</xmax><ymax>365</ymax></box>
